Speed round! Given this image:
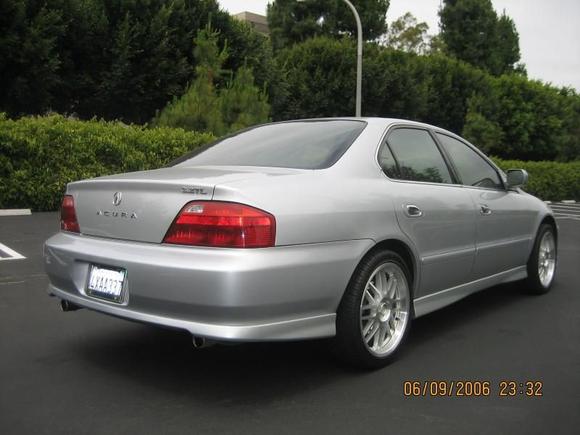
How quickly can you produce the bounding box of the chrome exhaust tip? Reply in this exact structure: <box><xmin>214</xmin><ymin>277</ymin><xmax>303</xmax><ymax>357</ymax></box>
<box><xmin>192</xmin><ymin>336</ymin><xmax>214</xmax><ymax>349</ymax></box>
<box><xmin>60</xmin><ymin>299</ymin><xmax>81</xmax><ymax>312</ymax></box>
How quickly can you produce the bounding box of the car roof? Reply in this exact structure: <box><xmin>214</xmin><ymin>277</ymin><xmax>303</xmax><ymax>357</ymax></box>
<box><xmin>289</xmin><ymin>117</ymin><xmax>457</xmax><ymax>136</ymax></box>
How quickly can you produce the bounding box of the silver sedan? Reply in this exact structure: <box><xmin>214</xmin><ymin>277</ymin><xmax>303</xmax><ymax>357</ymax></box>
<box><xmin>44</xmin><ymin>118</ymin><xmax>557</xmax><ymax>368</ymax></box>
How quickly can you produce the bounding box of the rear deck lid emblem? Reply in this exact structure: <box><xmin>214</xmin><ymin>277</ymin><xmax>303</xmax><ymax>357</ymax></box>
<box><xmin>113</xmin><ymin>192</ymin><xmax>123</xmax><ymax>206</ymax></box>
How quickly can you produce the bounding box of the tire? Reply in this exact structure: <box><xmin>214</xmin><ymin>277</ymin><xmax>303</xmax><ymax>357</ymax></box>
<box><xmin>332</xmin><ymin>250</ymin><xmax>413</xmax><ymax>369</ymax></box>
<box><xmin>523</xmin><ymin>223</ymin><xmax>557</xmax><ymax>295</ymax></box>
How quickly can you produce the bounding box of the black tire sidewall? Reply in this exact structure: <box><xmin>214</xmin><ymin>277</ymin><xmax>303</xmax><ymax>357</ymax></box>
<box><xmin>526</xmin><ymin>224</ymin><xmax>557</xmax><ymax>294</ymax></box>
<box><xmin>334</xmin><ymin>250</ymin><xmax>413</xmax><ymax>369</ymax></box>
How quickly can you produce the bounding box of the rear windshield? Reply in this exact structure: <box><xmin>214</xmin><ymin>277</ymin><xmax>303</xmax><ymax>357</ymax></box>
<box><xmin>173</xmin><ymin>120</ymin><xmax>367</xmax><ymax>170</ymax></box>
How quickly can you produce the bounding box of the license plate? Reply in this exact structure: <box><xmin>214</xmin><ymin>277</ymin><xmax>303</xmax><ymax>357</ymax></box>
<box><xmin>87</xmin><ymin>265</ymin><xmax>126</xmax><ymax>303</ymax></box>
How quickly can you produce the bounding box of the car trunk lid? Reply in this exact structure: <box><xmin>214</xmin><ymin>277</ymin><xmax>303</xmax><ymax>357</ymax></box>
<box><xmin>68</xmin><ymin>166</ymin><xmax>299</xmax><ymax>243</ymax></box>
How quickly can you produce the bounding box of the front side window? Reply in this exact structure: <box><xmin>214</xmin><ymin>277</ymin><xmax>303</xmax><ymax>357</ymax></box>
<box><xmin>383</xmin><ymin>128</ymin><xmax>453</xmax><ymax>184</ymax></box>
<box><xmin>436</xmin><ymin>133</ymin><xmax>503</xmax><ymax>190</ymax></box>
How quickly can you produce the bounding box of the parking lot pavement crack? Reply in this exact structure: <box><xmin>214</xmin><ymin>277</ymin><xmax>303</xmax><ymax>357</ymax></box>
<box><xmin>0</xmin><ymin>280</ymin><xmax>26</xmax><ymax>286</ymax></box>
<box><xmin>0</xmin><ymin>274</ymin><xmax>47</xmax><ymax>285</ymax></box>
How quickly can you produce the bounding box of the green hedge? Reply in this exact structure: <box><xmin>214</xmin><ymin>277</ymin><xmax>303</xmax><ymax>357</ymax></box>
<box><xmin>493</xmin><ymin>158</ymin><xmax>580</xmax><ymax>201</ymax></box>
<box><xmin>0</xmin><ymin>114</ymin><xmax>214</xmax><ymax>211</ymax></box>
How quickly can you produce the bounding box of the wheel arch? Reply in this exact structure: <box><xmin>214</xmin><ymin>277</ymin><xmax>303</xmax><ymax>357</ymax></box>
<box><xmin>526</xmin><ymin>213</ymin><xmax>558</xmax><ymax>263</ymax></box>
<box><xmin>340</xmin><ymin>238</ymin><xmax>419</xmax><ymax>305</ymax></box>
<box><xmin>540</xmin><ymin>214</ymin><xmax>558</xmax><ymax>239</ymax></box>
<box><xmin>370</xmin><ymin>239</ymin><xmax>417</xmax><ymax>290</ymax></box>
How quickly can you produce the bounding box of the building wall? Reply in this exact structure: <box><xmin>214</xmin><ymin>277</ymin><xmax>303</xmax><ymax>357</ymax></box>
<box><xmin>233</xmin><ymin>11</ymin><xmax>270</xmax><ymax>35</ymax></box>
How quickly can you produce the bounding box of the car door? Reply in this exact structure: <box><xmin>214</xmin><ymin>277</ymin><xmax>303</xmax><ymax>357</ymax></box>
<box><xmin>435</xmin><ymin>133</ymin><xmax>536</xmax><ymax>279</ymax></box>
<box><xmin>378</xmin><ymin>127</ymin><xmax>477</xmax><ymax>298</ymax></box>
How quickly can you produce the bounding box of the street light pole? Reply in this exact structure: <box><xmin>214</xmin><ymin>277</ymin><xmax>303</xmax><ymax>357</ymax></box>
<box><xmin>296</xmin><ymin>0</ymin><xmax>363</xmax><ymax>117</ymax></box>
<box><xmin>342</xmin><ymin>0</ymin><xmax>363</xmax><ymax>117</ymax></box>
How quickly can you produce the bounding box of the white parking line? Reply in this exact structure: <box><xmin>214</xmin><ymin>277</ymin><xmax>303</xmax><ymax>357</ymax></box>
<box><xmin>0</xmin><ymin>209</ymin><xmax>31</xmax><ymax>217</ymax></box>
<box><xmin>550</xmin><ymin>206</ymin><xmax>580</xmax><ymax>212</ymax></box>
<box><xmin>554</xmin><ymin>210</ymin><xmax>580</xmax><ymax>214</ymax></box>
<box><xmin>552</xmin><ymin>208</ymin><xmax>580</xmax><ymax>215</ymax></box>
<box><xmin>546</xmin><ymin>202</ymin><xmax>580</xmax><ymax>222</ymax></box>
<box><xmin>552</xmin><ymin>203</ymin><xmax>580</xmax><ymax>207</ymax></box>
<box><xmin>548</xmin><ymin>202</ymin><xmax>580</xmax><ymax>220</ymax></box>
<box><xmin>0</xmin><ymin>243</ymin><xmax>26</xmax><ymax>261</ymax></box>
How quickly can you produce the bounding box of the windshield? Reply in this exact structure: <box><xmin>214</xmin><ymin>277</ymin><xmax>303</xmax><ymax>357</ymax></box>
<box><xmin>174</xmin><ymin>120</ymin><xmax>367</xmax><ymax>170</ymax></box>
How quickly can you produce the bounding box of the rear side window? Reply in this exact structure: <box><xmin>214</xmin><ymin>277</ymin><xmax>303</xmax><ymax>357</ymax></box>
<box><xmin>436</xmin><ymin>133</ymin><xmax>503</xmax><ymax>190</ymax></box>
<box><xmin>383</xmin><ymin>128</ymin><xmax>453</xmax><ymax>184</ymax></box>
<box><xmin>377</xmin><ymin>141</ymin><xmax>398</xmax><ymax>178</ymax></box>
<box><xmin>174</xmin><ymin>120</ymin><xmax>367</xmax><ymax>170</ymax></box>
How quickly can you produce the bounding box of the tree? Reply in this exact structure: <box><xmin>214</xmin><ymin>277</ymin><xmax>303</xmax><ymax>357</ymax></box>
<box><xmin>153</xmin><ymin>26</ymin><xmax>269</xmax><ymax>136</ymax></box>
<box><xmin>462</xmin><ymin>95</ymin><xmax>504</xmax><ymax>154</ymax></box>
<box><xmin>0</xmin><ymin>0</ymin><xmax>278</xmax><ymax>124</ymax></box>
<box><xmin>427</xmin><ymin>34</ymin><xmax>446</xmax><ymax>54</ymax></box>
<box><xmin>439</xmin><ymin>0</ymin><xmax>521</xmax><ymax>75</ymax></box>
<box><xmin>267</xmin><ymin>0</ymin><xmax>390</xmax><ymax>50</ymax></box>
<box><xmin>0</xmin><ymin>0</ymin><xmax>66</xmax><ymax>116</ymax></box>
<box><xmin>97</xmin><ymin>1</ymin><xmax>193</xmax><ymax>123</ymax></box>
<box><xmin>558</xmin><ymin>88</ymin><xmax>580</xmax><ymax>161</ymax></box>
<box><xmin>272</xmin><ymin>36</ymin><xmax>486</xmax><ymax>131</ymax></box>
<box><xmin>495</xmin><ymin>13</ymin><xmax>521</xmax><ymax>75</ymax></box>
<box><xmin>220</xmin><ymin>67</ymin><xmax>271</xmax><ymax>132</ymax></box>
<box><xmin>462</xmin><ymin>75</ymin><xmax>574</xmax><ymax>161</ymax></box>
<box><xmin>273</xmin><ymin>36</ymin><xmax>580</xmax><ymax>161</ymax></box>
<box><xmin>222</xmin><ymin>18</ymin><xmax>282</xmax><ymax>116</ymax></box>
<box><xmin>381</xmin><ymin>12</ymin><xmax>430</xmax><ymax>54</ymax></box>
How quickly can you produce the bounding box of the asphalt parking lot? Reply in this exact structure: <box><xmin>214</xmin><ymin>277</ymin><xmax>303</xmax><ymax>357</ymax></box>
<box><xmin>1</xmin><ymin>212</ymin><xmax>579</xmax><ymax>435</ymax></box>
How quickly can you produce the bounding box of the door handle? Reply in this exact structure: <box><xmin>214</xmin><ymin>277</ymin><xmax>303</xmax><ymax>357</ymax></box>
<box><xmin>480</xmin><ymin>204</ymin><xmax>492</xmax><ymax>215</ymax></box>
<box><xmin>404</xmin><ymin>204</ymin><xmax>423</xmax><ymax>218</ymax></box>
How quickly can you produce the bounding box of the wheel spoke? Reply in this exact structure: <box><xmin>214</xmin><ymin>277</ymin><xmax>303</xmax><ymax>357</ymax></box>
<box><xmin>378</xmin><ymin>324</ymin><xmax>388</xmax><ymax>346</ymax></box>
<box><xmin>363</xmin><ymin>289</ymin><xmax>377</xmax><ymax>304</ymax></box>
<box><xmin>389</xmin><ymin>316</ymin><xmax>396</xmax><ymax>332</ymax></box>
<box><xmin>386</xmin><ymin>276</ymin><xmax>397</xmax><ymax>298</ymax></box>
<box><xmin>368</xmin><ymin>281</ymin><xmax>382</xmax><ymax>299</ymax></box>
<box><xmin>362</xmin><ymin>319</ymin><xmax>376</xmax><ymax>337</ymax></box>
<box><xmin>375</xmin><ymin>271</ymin><xmax>385</xmax><ymax>295</ymax></box>
<box><xmin>366</xmin><ymin>322</ymin><xmax>379</xmax><ymax>342</ymax></box>
<box><xmin>372</xmin><ymin>328</ymin><xmax>380</xmax><ymax>349</ymax></box>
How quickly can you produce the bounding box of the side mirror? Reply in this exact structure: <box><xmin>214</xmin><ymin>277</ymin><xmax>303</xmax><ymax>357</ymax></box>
<box><xmin>506</xmin><ymin>169</ymin><xmax>528</xmax><ymax>188</ymax></box>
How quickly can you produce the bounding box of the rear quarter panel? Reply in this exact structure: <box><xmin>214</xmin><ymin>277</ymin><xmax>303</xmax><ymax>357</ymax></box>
<box><xmin>213</xmin><ymin>173</ymin><xmax>403</xmax><ymax>247</ymax></box>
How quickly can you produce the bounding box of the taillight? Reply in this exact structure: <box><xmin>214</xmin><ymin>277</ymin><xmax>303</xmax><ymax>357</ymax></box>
<box><xmin>163</xmin><ymin>201</ymin><xmax>276</xmax><ymax>248</ymax></box>
<box><xmin>60</xmin><ymin>195</ymin><xmax>80</xmax><ymax>233</ymax></box>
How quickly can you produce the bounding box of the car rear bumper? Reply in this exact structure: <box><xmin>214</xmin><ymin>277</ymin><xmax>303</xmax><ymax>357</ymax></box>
<box><xmin>44</xmin><ymin>232</ymin><xmax>373</xmax><ymax>341</ymax></box>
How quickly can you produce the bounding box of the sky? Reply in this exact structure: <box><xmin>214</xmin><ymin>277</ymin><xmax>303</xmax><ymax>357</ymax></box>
<box><xmin>218</xmin><ymin>0</ymin><xmax>580</xmax><ymax>91</ymax></box>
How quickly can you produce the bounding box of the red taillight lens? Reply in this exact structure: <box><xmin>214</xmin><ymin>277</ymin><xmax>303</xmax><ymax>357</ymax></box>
<box><xmin>163</xmin><ymin>201</ymin><xmax>276</xmax><ymax>248</ymax></box>
<box><xmin>60</xmin><ymin>195</ymin><xmax>80</xmax><ymax>233</ymax></box>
